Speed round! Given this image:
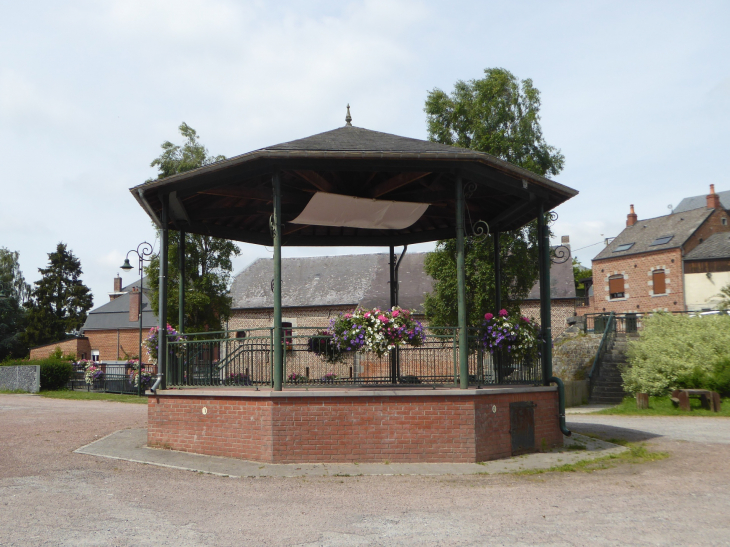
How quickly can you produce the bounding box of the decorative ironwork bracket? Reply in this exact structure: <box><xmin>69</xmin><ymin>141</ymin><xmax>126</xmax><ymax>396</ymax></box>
<box><xmin>470</xmin><ymin>220</ymin><xmax>490</xmax><ymax>242</ymax></box>
<box><xmin>269</xmin><ymin>215</ymin><xmax>276</xmax><ymax>239</ymax></box>
<box><xmin>551</xmin><ymin>245</ymin><xmax>571</xmax><ymax>264</ymax></box>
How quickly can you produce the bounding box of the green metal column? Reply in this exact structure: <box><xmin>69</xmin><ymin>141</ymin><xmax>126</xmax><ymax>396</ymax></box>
<box><xmin>272</xmin><ymin>173</ymin><xmax>283</xmax><ymax>391</ymax></box>
<box><xmin>178</xmin><ymin>231</ymin><xmax>185</xmax><ymax>334</ymax></box>
<box><xmin>494</xmin><ymin>231</ymin><xmax>502</xmax><ymax>313</ymax></box>
<box><xmin>537</xmin><ymin>203</ymin><xmax>552</xmax><ymax>386</ymax></box>
<box><xmin>389</xmin><ymin>245</ymin><xmax>397</xmax><ymax>384</ymax></box>
<box><xmin>456</xmin><ymin>175</ymin><xmax>469</xmax><ymax>389</ymax></box>
<box><xmin>158</xmin><ymin>194</ymin><xmax>169</xmax><ymax>390</ymax></box>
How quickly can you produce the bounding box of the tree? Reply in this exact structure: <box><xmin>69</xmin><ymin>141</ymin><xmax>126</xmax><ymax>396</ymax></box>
<box><xmin>23</xmin><ymin>243</ymin><xmax>93</xmax><ymax>348</ymax></box>
<box><xmin>146</xmin><ymin>123</ymin><xmax>241</xmax><ymax>333</ymax></box>
<box><xmin>423</xmin><ymin>68</ymin><xmax>565</xmax><ymax>327</ymax></box>
<box><xmin>572</xmin><ymin>258</ymin><xmax>592</xmax><ymax>296</ymax></box>
<box><xmin>0</xmin><ymin>248</ymin><xmax>31</xmax><ymax>360</ymax></box>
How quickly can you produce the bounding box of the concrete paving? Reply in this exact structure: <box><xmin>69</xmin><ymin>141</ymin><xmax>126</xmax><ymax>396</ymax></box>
<box><xmin>76</xmin><ymin>428</ymin><xmax>626</xmax><ymax>478</ymax></box>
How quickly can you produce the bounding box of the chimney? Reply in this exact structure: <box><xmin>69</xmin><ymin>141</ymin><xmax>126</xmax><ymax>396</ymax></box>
<box><xmin>626</xmin><ymin>204</ymin><xmax>638</xmax><ymax>227</ymax></box>
<box><xmin>110</xmin><ymin>275</ymin><xmax>123</xmax><ymax>301</ymax></box>
<box><xmin>129</xmin><ymin>288</ymin><xmax>141</xmax><ymax>322</ymax></box>
<box><xmin>561</xmin><ymin>235</ymin><xmax>570</xmax><ymax>246</ymax></box>
<box><xmin>707</xmin><ymin>184</ymin><xmax>721</xmax><ymax>209</ymax></box>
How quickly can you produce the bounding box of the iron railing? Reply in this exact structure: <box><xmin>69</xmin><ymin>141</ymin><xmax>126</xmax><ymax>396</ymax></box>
<box><xmin>587</xmin><ymin>312</ymin><xmax>616</xmax><ymax>395</ymax></box>
<box><xmin>165</xmin><ymin>327</ymin><xmax>543</xmax><ymax>388</ymax></box>
<box><xmin>67</xmin><ymin>363</ymin><xmax>156</xmax><ymax>394</ymax></box>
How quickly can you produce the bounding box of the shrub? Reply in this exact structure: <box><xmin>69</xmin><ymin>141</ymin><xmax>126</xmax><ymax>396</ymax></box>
<box><xmin>39</xmin><ymin>359</ymin><xmax>74</xmax><ymax>390</ymax></box>
<box><xmin>709</xmin><ymin>357</ymin><xmax>730</xmax><ymax>397</ymax></box>
<box><xmin>623</xmin><ymin>313</ymin><xmax>730</xmax><ymax>395</ymax></box>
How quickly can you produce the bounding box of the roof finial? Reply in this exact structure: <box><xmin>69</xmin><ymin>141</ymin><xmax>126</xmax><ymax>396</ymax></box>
<box><xmin>345</xmin><ymin>104</ymin><xmax>352</xmax><ymax>127</ymax></box>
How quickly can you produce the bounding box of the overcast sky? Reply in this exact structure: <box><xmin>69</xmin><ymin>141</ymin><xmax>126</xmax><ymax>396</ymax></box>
<box><xmin>2</xmin><ymin>1</ymin><xmax>728</xmax><ymax>306</ymax></box>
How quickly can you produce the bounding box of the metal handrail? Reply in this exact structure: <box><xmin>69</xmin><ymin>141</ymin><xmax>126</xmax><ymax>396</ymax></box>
<box><xmin>587</xmin><ymin>312</ymin><xmax>616</xmax><ymax>393</ymax></box>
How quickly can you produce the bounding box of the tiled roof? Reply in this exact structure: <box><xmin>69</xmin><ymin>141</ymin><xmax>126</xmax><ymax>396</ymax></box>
<box><xmin>230</xmin><ymin>253</ymin><xmax>432</xmax><ymax>312</ymax></box>
<box><xmin>525</xmin><ymin>248</ymin><xmax>577</xmax><ymax>300</ymax></box>
<box><xmin>82</xmin><ymin>292</ymin><xmax>157</xmax><ymax>331</ymax></box>
<box><xmin>674</xmin><ymin>190</ymin><xmax>730</xmax><ymax>213</ymax></box>
<box><xmin>593</xmin><ymin>207</ymin><xmax>713</xmax><ymax>261</ymax></box>
<box><xmin>684</xmin><ymin>232</ymin><xmax>730</xmax><ymax>260</ymax></box>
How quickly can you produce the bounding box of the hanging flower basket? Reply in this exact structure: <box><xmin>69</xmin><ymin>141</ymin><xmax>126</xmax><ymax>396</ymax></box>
<box><xmin>307</xmin><ymin>330</ymin><xmax>344</xmax><ymax>364</ymax></box>
<box><xmin>130</xmin><ymin>370</ymin><xmax>153</xmax><ymax>389</ymax></box>
<box><xmin>329</xmin><ymin>307</ymin><xmax>426</xmax><ymax>358</ymax></box>
<box><xmin>144</xmin><ymin>324</ymin><xmax>186</xmax><ymax>364</ymax></box>
<box><xmin>481</xmin><ymin>309</ymin><xmax>540</xmax><ymax>364</ymax></box>
<box><xmin>82</xmin><ymin>360</ymin><xmax>104</xmax><ymax>385</ymax></box>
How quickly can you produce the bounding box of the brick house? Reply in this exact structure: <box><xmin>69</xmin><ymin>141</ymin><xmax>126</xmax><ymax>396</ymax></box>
<box><xmin>79</xmin><ymin>276</ymin><xmax>156</xmax><ymax>363</ymax></box>
<box><xmin>29</xmin><ymin>335</ymin><xmax>92</xmax><ymax>361</ymax></box>
<box><xmin>228</xmin><ymin>249</ymin><xmax>576</xmax><ymax>337</ymax></box>
<box><xmin>591</xmin><ymin>185</ymin><xmax>730</xmax><ymax>313</ymax></box>
<box><xmin>683</xmin><ymin>231</ymin><xmax>730</xmax><ymax>311</ymax></box>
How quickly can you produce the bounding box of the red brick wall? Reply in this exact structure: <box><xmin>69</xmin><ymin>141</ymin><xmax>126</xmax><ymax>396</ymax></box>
<box><xmin>592</xmin><ymin>248</ymin><xmax>684</xmax><ymax>313</ymax></box>
<box><xmin>519</xmin><ymin>300</ymin><xmax>576</xmax><ymax>338</ymax></box>
<box><xmin>84</xmin><ymin>329</ymin><xmax>152</xmax><ymax>363</ymax></box>
<box><xmin>30</xmin><ymin>338</ymin><xmax>91</xmax><ymax>360</ymax></box>
<box><xmin>684</xmin><ymin>208</ymin><xmax>730</xmax><ymax>255</ymax></box>
<box><xmin>147</xmin><ymin>389</ymin><xmax>562</xmax><ymax>464</ymax></box>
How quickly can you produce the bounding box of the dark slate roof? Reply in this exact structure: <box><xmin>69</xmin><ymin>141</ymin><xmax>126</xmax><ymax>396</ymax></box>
<box><xmin>593</xmin><ymin>207</ymin><xmax>713</xmax><ymax>261</ymax></box>
<box><xmin>674</xmin><ymin>190</ymin><xmax>730</xmax><ymax>213</ymax></box>
<box><xmin>525</xmin><ymin>247</ymin><xmax>577</xmax><ymax>300</ymax></box>
<box><xmin>231</xmin><ymin>253</ymin><xmax>434</xmax><ymax>312</ymax></box>
<box><xmin>121</xmin><ymin>277</ymin><xmax>150</xmax><ymax>292</ymax></box>
<box><xmin>267</xmin><ymin>126</ymin><xmax>478</xmax><ymax>154</ymax></box>
<box><xmin>684</xmin><ymin>232</ymin><xmax>730</xmax><ymax>260</ymax></box>
<box><xmin>82</xmin><ymin>292</ymin><xmax>157</xmax><ymax>331</ymax></box>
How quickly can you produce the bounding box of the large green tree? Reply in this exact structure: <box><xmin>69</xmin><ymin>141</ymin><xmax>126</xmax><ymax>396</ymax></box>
<box><xmin>146</xmin><ymin>123</ymin><xmax>241</xmax><ymax>333</ymax></box>
<box><xmin>23</xmin><ymin>243</ymin><xmax>93</xmax><ymax>348</ymax></box>
<box><xmin>0</xmin><ymin>248</ymin><xmax>31</xmax><ymax>360</ymax></box>
<box><xmin>423</xmin><ymin>68</ymin><xmax>565</xmax><ymax>327</ymax></box>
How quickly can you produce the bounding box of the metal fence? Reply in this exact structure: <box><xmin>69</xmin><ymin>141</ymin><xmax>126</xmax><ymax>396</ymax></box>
<box><xmin>67</xmin><ymin>362</ymin><xmax>156</xmax><ymax>395</ymax></box>
<box><xmin>165</xmin><ymin>327</ymin><xmax>543</xmax><ymax>388</ymax></box>
<box><xmin>582</xmin><ymin>310</ymin><xmax>730</xmax><ymax>335</ymax></box>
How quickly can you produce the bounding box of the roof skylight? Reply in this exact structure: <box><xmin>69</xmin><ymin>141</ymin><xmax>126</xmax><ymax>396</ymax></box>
<box><xmin>650</xmin><ymin>235</ymin><xmax>674</xmax><ymax>246</ymax></box>
<box><xmin>613</xmin><ymin>243</ymin><xmax>635</xmax><ymax>252</ymax></box>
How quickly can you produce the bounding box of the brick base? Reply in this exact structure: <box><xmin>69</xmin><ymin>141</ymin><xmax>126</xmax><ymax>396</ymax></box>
<box><xmin>147</xmin><ymin>387</ymin><xmax>562</xmax><ymax>463</ymax></box>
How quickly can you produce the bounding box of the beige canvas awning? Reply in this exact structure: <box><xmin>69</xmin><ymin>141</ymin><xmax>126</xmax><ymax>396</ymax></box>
<box><xmin>290</xmin><ymin>192</ymin><xmax>430</xmax><ymax>230</ymax></box>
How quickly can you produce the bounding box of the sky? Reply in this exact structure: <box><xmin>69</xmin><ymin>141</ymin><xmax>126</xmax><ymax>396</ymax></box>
<box><xmin>1</xmin><ymin>0</ymin><xmax>729</xmax><ymax>307</ymax></box>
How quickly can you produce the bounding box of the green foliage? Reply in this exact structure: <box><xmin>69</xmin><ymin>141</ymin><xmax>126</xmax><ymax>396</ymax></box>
<box><xmin>425</xmin><ymin>67</ymin><xmax>565</xmax><ymax>178</ymax></box>
<box><xmin>0</xmin><ymin>248</ymin><xmax>30</xmax><ymax>360</ymax></box>
<box><xmin>423</xmin><ymin>68</ymin><xmax>563</xmax><ymax>327</ymax></box>
<box><xmin>572</xmin><ymin>258</ymin><xmax>592</xmax><ymax>294</ymax></box>
<box><xmin>718</xmin><ymin>283</ymin><xmax>730</xmax><ymax>310</ymax></box>
<box><xmin>38</xmin><ymin>390</ymin><xmax>147</xmax><ymax>404</ymax></box>
<box><xmin>623</xmin><ymin>314</ymin><xmax>730</xmax><ymax>395</ymax></box>
<box><xmin>23</xmin><ymin>243</ymin><xmax>93</xmax><ymax>349</ymax></box>
<box><xmin>146</xmin><ymin>123</ymin><xmax>241</xmax><ymax>333</ymax></box>
<box><xmin>424</xmin><ymin>229</ymin><xmax>540</xmax><ymax>328</ymax></box>
<box><xmin>2</xmin><ymin>357</ymin><xmax>74</xmax><ymax>390</ymax></box>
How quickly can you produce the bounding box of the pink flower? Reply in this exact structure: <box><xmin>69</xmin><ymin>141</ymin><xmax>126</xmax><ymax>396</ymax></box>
<box><xmin>499</xmin><ymin>309</ymin><xmax>508</xmax><ymax>317</ymax></box>
<box><xmin>521</xmin><ymin>317</ymin><xmax>530</xmax><ymax>323</ymax></box>
<box><xmin>378</xmin><ymin>314</ymin><xmax>388</xmax><ymax>322</ymax></box>
<box><xmin>364</xmin><ymin>312</ymin><xmax>370</xmax><ymax>318</ymax></box>
<box><xmin>344</xmin><ymin>313</ymin><xmax>352</xmax><ymax>319</ymax></box>
<box><xmin>392</xmin><ymin>310</ymin><xmax>400</xmax><ymax>317</ymax></box>
<box><xmin>484</xmin><ymin>313</ymin><xmax>493</xmax><ymax>321</ymax></box>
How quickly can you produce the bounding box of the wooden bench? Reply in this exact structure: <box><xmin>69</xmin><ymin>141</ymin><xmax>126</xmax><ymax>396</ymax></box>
<box><xmin>670</xmin><ymin>389</ymin><xmax>722</xmax><ymax>412</ymax></box>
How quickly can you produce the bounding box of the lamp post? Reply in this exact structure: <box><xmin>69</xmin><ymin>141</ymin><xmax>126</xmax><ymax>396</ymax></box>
<box><xmin>120</xmin><ymin>242</ymin><xmax>154</xmax><ymax>396</ymax></box>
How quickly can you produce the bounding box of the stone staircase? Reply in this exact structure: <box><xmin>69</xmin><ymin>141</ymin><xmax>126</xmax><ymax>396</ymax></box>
<box><xmin>589</xmin><ymin>333</ymin><xmax>639</xmax><ymax>405</ymax></box>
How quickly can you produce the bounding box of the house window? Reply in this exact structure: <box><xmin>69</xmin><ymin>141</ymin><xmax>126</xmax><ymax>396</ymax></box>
<box><xmin>723</xmin><ymin>218</ymin><xmax>728</xmax><ymax>226</ymax></box>
<box><xmin>609</xmin><ymin>275</ymin><xmax>625</xmax><ymax>299</ymax></box>
<box><xmin>653</xmin><ymin>270</ymin><xmax>666</xmax><ymax>295</ymax></box>
<box><xmin>91</xmin><ymin>350</ymin><xmax>100</xmax><ymax>362</ymax></box>
<box><xmin>282</xmin><ymin>321</ymin><xmax>293</xmax><ymax>348</ymax></box>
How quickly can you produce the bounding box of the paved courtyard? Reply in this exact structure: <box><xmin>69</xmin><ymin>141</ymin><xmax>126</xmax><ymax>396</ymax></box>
<box><xmin>1</xmin><ymin>394</ymin><xmax>729</xmax><ymax>546</ymax></box>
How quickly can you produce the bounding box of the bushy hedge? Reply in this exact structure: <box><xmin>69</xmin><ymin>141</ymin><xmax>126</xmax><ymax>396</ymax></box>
<box><xmin>1</xmin><ymin>358</ymin><xmax>74</xmax><ymax>391</ymax></box>
<box><xmin>623</xmin><ymin>314</ymin><xmax>730</xmax><ymax>395</ymax></box>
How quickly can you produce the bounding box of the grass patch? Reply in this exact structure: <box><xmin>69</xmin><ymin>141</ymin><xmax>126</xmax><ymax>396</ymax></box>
<box><xmin>38</xmin><ymin>390</ymin><xmax>147</xmax><ymax>404</ymax></box>
<box><xmin>515</xmin><ymin>442</ymin><xmax>668</xmax><ymax>475</ymax></box>
<box><xmin>594</xmin><ymin>396</ymin><xmax>730</xmax><ymax>417</ymax></box>
<box><xmin>0</xmin><ymin>388</ymin><xmax>30</xmax><ymax>394</ymax></box>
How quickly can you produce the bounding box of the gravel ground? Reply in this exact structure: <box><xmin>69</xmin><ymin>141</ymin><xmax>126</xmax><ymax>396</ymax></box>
<box><xmin>2</xmin><ymin>394</ymin><xmax>729</xmax><ymax>546</ymax></box>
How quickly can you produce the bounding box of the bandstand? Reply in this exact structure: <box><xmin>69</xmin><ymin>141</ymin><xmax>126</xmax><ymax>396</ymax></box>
<box><xmin>132</xmin><ymin>110</ymin><xmax>578</xmax><ymax>463</ymax></box>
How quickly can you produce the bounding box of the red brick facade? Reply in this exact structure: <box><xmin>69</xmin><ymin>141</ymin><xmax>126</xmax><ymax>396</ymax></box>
<box><xmin>84</xmin><ymin>329</ymin><xmax>152</xmax><ymax>363</ymax></box>
<box><xmin>30</xmin><ymin>337</ymin><xmax>91</xmax><ymax>360</ymax></box>
<box><xmin>592</xmin><ymin>208</ymin><xmax>730</xmax><ymax>313</ymax></box>
<box><xmin>147</xmin><ymin>387</ymin><xmax>562</xmax><ymax>463</ymax></box>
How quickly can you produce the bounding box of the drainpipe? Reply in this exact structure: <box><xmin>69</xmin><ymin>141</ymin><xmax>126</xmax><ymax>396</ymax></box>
<box><xmin>550</xmin><ymin>376</ymin><xmax>571</xmax><ymax>436</ymax></box>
